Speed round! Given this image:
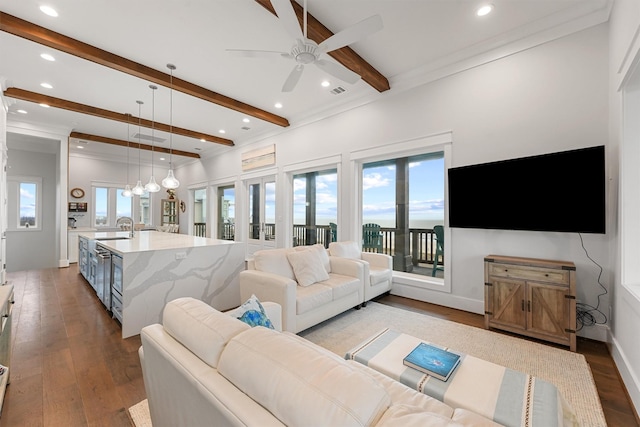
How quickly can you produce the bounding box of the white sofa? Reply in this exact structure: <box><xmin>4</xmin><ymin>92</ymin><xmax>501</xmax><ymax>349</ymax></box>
<box><xmin>329</xmin><ymin>241</ymin><xmax>393</xmax><ymax>303</ymax></box>
<box><xmin>139</xmin><ymin>297</ymin><xmax>502</xmax><ymax>427</ymax></box>
<box><xmin>239</xmin><ymin>244</ymin><xmax>365</xmax><ymax>333</ymax></box>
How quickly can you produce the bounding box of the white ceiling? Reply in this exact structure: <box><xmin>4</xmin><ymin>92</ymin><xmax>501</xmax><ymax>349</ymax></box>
<box><xmin>1</xmin><ymin>0</ymin><xmax>610</xmax><ymax>167</ymax></box>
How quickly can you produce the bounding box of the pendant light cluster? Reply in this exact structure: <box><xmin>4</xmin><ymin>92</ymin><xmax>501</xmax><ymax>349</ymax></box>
<box><xmin>123</xmin><ymin>63</ymin><xmax>181</xmax><ymax>197</ymax></box>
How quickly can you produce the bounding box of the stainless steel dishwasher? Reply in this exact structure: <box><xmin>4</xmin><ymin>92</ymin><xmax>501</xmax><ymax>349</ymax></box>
<box><xmin>110</xmin><ymin>254</ymin><xmax>123</xmax><ymax>323</ymax></box>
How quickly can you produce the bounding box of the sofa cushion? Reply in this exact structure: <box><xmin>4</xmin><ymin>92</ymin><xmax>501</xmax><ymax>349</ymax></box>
<box><xmin>319</xmin><ymin>273</ymin><xmax>361</xmax><ymax>300</ymax></box>
<box><xmin>376</xmin><ymin>404</ymin><xmax>459</xmax><ymax>427</ymax></box>
<box><xmin>254</xmin><ymin>248</ymin><xmax>296</xmax><ymax>280</ymax></box>
<box><xmin>218</xmin><ymin>327</ymin><xmax>391</xmax><ymax>427</ymax></box>
<box><xmin>296</xmin><ymin>283</ymin><xmax>333</xmax><ymax>314</ymax></box>
<box><xmin>329</xmin><ymin>241</ymin><xmax>362</xmax><ymax>259</ymax></box>
<box><xmin>286</xmin><ymin>247</ymin><xmax>330</xmax><ymax>286</ymax></box>
<box><xmin>226</xmin><ymin>294</ymin><xmax>274</xmax><ymax>329</ymax></box>
<box><xmin>162</xmin><ymin>297</ymin><xmax>249</xmax><ymax>368</ymax></box>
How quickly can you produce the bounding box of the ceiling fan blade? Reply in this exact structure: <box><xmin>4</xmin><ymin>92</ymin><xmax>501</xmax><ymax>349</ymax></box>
<box><xmin>226</xmin><ymin>49</ymin><xmax>290</xmax><ymax>59</ymax></box>
<box><xmin>314</xmin><ymin>59</ymin><xmax>360</xmax><ymax>84</ymax></box>
<box><xmin>271</xmin><ymin>0</ymin><xmax>304</xmax><ymax>41</ymax></box>
<box><xmin>318</xmin><ymin>15</ymin><xmax>383</xmax><ymax>53</ymax></box>
<box><xmin>282</xmin><ymin>64</ymin><xmax>305</xmax><ymax>92</ymax></box>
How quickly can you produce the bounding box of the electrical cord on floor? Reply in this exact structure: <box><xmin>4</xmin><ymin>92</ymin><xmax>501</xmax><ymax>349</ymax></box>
<box><xmin>576</xmin><ymin>233</ymin><xmax>608</xmax><ymax>331</ymax></box>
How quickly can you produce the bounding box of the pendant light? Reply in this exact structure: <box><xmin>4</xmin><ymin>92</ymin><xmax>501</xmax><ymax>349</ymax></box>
<box><xmin>132</xmin><ymin>100</ymin><xmax>145</xmax><ymax>196</ymax></box>
<box><xmin>162</xmin><ymin>63</ymin><xmax>180</xmax><ymax>189</ymax></box>
<box><xmin>121</xmin><ymin>113</ymin><xmax>133</xmax><ymax>197</ymax></box>
<box><xmin>145</xmin><ymin>84</ymin><xmax>161</xmax><ymax>193</ymax></box>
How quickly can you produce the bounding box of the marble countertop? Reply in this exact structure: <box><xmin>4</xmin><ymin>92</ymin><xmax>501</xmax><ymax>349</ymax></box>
<box><xmin>88</xmin><ymin>230</ymin><xmax>239</xmax><ymax>255</ymax></box>
<box><xmin>78</xmin><ymin>231</ymin><xmax>132</xmax><ymax>240</ymax></box>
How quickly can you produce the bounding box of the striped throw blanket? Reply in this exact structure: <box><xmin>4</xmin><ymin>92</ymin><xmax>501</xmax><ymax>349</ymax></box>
<box><xmin>345</xmin><ymin>328</ymin><xmax>576</xmax><ymax>427</ymax></box>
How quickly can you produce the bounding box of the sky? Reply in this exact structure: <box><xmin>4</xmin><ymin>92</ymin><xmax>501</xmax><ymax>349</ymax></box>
<box><xmin>19</xmin><ymin>182</ymin><xmax>36</xmax><ymax>221</ymax></box>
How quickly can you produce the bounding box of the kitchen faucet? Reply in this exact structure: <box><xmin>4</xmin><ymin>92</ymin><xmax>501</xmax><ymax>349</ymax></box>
<box><xmin>116</xmin><ymin>216</ymin><xmax>135</xmax><ymax>238</ymax></box>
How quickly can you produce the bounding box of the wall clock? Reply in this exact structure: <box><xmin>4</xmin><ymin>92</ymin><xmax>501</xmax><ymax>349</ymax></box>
<box><xmin>70</xmin><ymin>188</ymin><xmax>85</xmax><ymax>199</ymax></box>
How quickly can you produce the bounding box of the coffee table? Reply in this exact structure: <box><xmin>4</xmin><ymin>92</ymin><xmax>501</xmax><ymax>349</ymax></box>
<box><xmin>345</xmin><ymin>328</ymin><xmax>574</xmax><ymax>427</ymax></box>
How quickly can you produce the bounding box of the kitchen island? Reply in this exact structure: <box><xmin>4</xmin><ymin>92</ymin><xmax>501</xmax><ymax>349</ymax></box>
<box><xmin>79</xmin><ymin>230</ymin><xmax>245</xmax><ymax>338</ymax></box>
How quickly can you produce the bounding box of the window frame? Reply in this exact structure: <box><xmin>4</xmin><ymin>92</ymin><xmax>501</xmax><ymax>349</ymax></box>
<box><xmin>9</xmin><ymin>176</ymin><xmax>42</xmax><ymax>231</ymax></box>
<box><xmin>351</xmin><ymin>132</ymin><xmax>452</xmax><ymax>293</ymax></box>
<box><xmin>91</xmin><ymin>181</ymin><xmax>135</xmax><ymax>228</ymax></box>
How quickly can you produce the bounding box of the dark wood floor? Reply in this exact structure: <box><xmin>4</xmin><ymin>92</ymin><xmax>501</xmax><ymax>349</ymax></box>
<box><xmin>0</xmin><ymin>267</ymin><xmax>637</xmax><ymax>426</ymax></box>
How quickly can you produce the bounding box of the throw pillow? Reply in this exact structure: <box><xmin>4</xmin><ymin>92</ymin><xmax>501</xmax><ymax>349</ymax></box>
<box><xmin>253</xmin><ymin>249</ymin><xmax>296</xmax><ymax>280</ymax></box>
<box><xmin>227</xmin><ymin>294</ymin><xmax>274</xmax><ymax>329</ymax></box>
<box><xmin>329</xmin><ymin>241</ymin><xmax>362</xmax><ymax>259</ymax></box>
<box><xmin>286</xmin><ymin>247</ymin><xmax>330</xmax><ymax>286</ymax></box>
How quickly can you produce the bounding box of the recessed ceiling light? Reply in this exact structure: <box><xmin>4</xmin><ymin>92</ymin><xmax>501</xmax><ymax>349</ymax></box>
<box><xmin>39</xmin><ymin>5</ymin><xmax>58</xmax><ymax>17</ymax></box>
<box><xmin>274</xmin><ymin>102</ymin><xmax>283</xmax><ymax>109</ymax></box>
<box><xmin>17</xmin><ymin>109</ymin><xmax>27</xmax><ymax>114</ymax></box>
<box><xmin>200</xmin><ymin>138</ymin><xmax>206</xmax><ymax>142</ymax></box>
<box><xmin>242</xmin><ymin>118</ymin><xmax>250</xmax><ymax>123</ymax></box>
<box><xmin>40</xmin><ymin>53</ymin><xmax>55</xmax><ymax>61</ymax></box>
<box><xmin>77</xmin><ymin>145</ymin><xmax>84</xmax><ymax>149</ymax></box>
<box><xmin>159</xmin><ymin>157</ymin><xmax>166</xmax><ymax>161</ymax></box>
<box><xmin>321</xmin><ymin>80</ymin><xmax>330</xmax><ymax>87</ymax></box>
<box><xmin>39</xmin><ymin>103</ymin><xmax>50</xmax><ymax>108</ymax></box>
<box><xmin>40</xmin><ymin>82</ymin><xmax>53</xmax><ymax>89</ymax></box>
<box><xmin>218</xmin><ymin>129</ymin><xmax>226</xmax><ymax>134</ymax></box>
<box><xmin>476</xmin><ymin>4</ymin><xmax>493</xmax><ymax>17</ymax></box>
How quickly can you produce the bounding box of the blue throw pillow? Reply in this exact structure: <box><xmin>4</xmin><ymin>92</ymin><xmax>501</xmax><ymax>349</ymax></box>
<box><xmin>231</xmin><ymin>294</ymin><xmax>274</xmax><ymax>329</ymax></box>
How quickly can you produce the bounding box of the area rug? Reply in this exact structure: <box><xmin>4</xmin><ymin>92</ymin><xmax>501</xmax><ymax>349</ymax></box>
<box><xmin>299</xmin><ymin>302</ymin><xmax>606</xmax><ymax>427</ymax></box>
<box><xmin>128</xmin><ymin>399</ymin><xmax>151</xmax><ymax>427</ymax></box>
<box><xmin>129</xmin><ymin>302</ymin><xmax>606</xmax><ymax>427</ymax></box>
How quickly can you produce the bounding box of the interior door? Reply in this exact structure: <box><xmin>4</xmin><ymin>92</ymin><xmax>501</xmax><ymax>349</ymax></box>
<box><xmin>246</xmin><ymin>176</ymin><xmax>276</xmax><ymax>257</ymax></box>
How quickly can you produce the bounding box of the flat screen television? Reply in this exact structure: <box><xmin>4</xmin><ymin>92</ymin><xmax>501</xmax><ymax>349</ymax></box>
<box><xmin>447</xmin><ymin>145</ymin><xmax>605</xmax><ymax>234</ymax></box>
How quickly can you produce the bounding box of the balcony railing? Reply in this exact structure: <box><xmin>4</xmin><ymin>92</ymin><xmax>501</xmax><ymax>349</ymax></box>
<box><xmin>194</xmin><ymin>222</ymin><xmax>206</xmax><ymax>237</ymax></box>
<box><xmin>291</xmin><ymin>225</ymin><xmax>443</xmax><ymax>268</ymax></box>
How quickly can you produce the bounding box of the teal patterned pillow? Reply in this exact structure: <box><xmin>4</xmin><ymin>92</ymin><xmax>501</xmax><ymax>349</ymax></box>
<box><xmin>231</xmin><ymin>294</ymin><xmax>274</xmax><ymax>329</ymax></box>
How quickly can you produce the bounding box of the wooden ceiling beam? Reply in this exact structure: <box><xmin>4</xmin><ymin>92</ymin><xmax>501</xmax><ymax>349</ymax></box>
<box><xmin>0</xmin><ymin>11</ymin><xmax>290</xmax><ymax>128</ymax></box>
<box><xmin>254</xmin><ymin>0</ymin><xmax>390</xmax><ymax>93</ymax></box>
<box><xmin>70</xmin><ymin>132</ymin><xmax>201</xmax><ymax>159</ymax></box>
<box><xmin>4</xmin><ymin>87</ymin><xmax>234</xmax><ymax>147</ymax></box>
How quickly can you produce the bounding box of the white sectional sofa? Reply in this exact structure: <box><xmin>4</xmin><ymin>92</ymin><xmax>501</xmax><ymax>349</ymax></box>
<box><xmin>239</xmin><ymin>244</ymin><xmax>365</xmax><ymax>333</ymax></box>
<box><xmin>139</xmin><ymin>297</ymin><xmax>503</xmax><ymax>427</ymax></box>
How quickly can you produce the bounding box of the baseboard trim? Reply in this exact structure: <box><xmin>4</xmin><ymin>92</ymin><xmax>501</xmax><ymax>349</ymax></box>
<box><xmin>610</xmin><ymin>333</ymin><xmax>640</xmax><ymax>421</ymax></box>
<box><xmin>390</xmin><ymin>282</ymin><xmax>484</xmax><ymax>314</ymax></box>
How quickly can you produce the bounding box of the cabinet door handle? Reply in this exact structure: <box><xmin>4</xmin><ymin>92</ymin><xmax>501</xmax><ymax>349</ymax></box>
<box><xmin>521</xmin><ymin>300</ymin><xmax>525</xmax><ymax>311</ymax></box>
<box><xmin>527</xmin><ymin>300</ymin><xmax>531</xmax><ymax>312</ymax></box>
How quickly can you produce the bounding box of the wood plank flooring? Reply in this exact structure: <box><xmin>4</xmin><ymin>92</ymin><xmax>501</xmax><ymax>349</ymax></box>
<box><xmin>0</xmin><ymin>267</ymin><xmax>637</xmax><ymax>426</ymax></box>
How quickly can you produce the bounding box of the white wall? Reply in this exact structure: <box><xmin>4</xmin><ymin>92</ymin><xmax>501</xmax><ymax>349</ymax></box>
<box><xmin>6</xmin><ymin>148</ymin><xmax>57</xmax><ymax>271</ymax></box>
<box><xmin>68</xmin><ymin>155</ymin><xmax>173</xmax><ymax>229</ymax></box>
<box><xmin>608</xmin><ymin>0</ymin><xmax>640</xmax><ymax>413</ymax></box>
<box><xmin>175</xmin><ymin>23</ymin><xmax>611</xmax><ymax>327</ymax></box>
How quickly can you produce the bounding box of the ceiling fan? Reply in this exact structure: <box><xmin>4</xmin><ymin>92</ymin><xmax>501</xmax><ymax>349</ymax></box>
<box><xmin>228</xmin><ymin>0</ymin><xmax>383</xmax><ymax>92</ymax></box>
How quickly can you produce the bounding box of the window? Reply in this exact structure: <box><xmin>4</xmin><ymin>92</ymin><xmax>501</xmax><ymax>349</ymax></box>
<box><xmin>193</xmin><ymin>188</ymin><xmax>207</xmax><ymax>237</ymax></box>
<box><xmin>362</xmin><ymin>152</ymin><xmax>445</xmax><ymax>278</ymax></box>
<box><xmin>292</xmin><ymin>168</ymin><xmax>337</xmax><ymax>247</ymax></box>
<box><xmin>18</xmin><ymin>180</ymin><xmax>41</xmax><ymax>229</ymax></box>
<box><xmin>139</xmin><ymin>192</ymin><xmax>150</xmax><ymax>225</ymax></box>
<box><xmin>218</xmin><ymin>186</ymin><xmax>235</xmax><ymax>240</ymax></box>
<box><xmin>92</xmin><ymin>184</ymin><xmax>134</xmax><ymax>227</ymax></box>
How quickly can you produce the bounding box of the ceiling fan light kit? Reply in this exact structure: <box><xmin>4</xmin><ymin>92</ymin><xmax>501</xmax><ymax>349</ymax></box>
<box><xmin>229</xmin><ymin>0</ymin><xmax>383</xmax><ymax>93</ymax></box>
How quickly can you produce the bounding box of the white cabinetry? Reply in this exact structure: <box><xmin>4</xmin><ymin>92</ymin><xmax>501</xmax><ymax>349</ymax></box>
<box><xmin>68</xmin><ymin>228</ymin><xmax>96</xmax><ymax>263</ymax></box>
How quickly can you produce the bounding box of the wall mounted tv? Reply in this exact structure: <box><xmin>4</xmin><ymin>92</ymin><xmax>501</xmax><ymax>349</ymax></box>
<box><xmin>447</xmin><ymin>145</ymin><xmax>605</xmax><ymax>234</ymax></box>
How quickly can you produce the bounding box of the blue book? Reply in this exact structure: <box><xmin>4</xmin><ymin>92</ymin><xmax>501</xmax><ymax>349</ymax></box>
<box><xmin>403</xmin><ymin>342</ymin><xmax>461</xmax><ymax>381</ymax></box>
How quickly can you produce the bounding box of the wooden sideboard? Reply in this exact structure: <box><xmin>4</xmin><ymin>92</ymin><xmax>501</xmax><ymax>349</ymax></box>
<box><xmin>484</xmin><ymin>255</ymin><xmax>576</xmax><ymax>351</ymax></box>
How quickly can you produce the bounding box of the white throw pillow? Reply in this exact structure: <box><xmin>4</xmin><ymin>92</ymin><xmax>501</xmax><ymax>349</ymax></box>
<box><xmin>329</xmin><ymin>241</ymin><xmax>362</xmax><ymax>259</ymax></box>
<box><xmin>286</xmin><ymin>248</ymin><xmax>330</xmax><ymax>286</ymax></box>
<box><xmin>254</xmin><ymin>249</ymin><xmax>296</xmax><ymax>280</ymax></box>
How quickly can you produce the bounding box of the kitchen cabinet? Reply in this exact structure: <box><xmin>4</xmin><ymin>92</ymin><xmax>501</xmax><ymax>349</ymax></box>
<box><xmin>161</xmin><ymin>199</ymin><xmax>179</xmax><ymax>227</ymax></box>
<box><xmin>68</xmin><ymin>227</ymin><xmax>96</xmax><ymax>263</ymax></box>
<box><xmin>0</xmin><ymin>285</ymin><xmax>14</xmax><ymax>413</ymax></box>
<box><xmin>484</xmin><ymin>255</ymin><xmax>576</xmax><ymax>351</ymax></box>
<box><xmin>78</xmin><ymin>236</ymin><xmax>90</xmax><ymax>280</ymax></box>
